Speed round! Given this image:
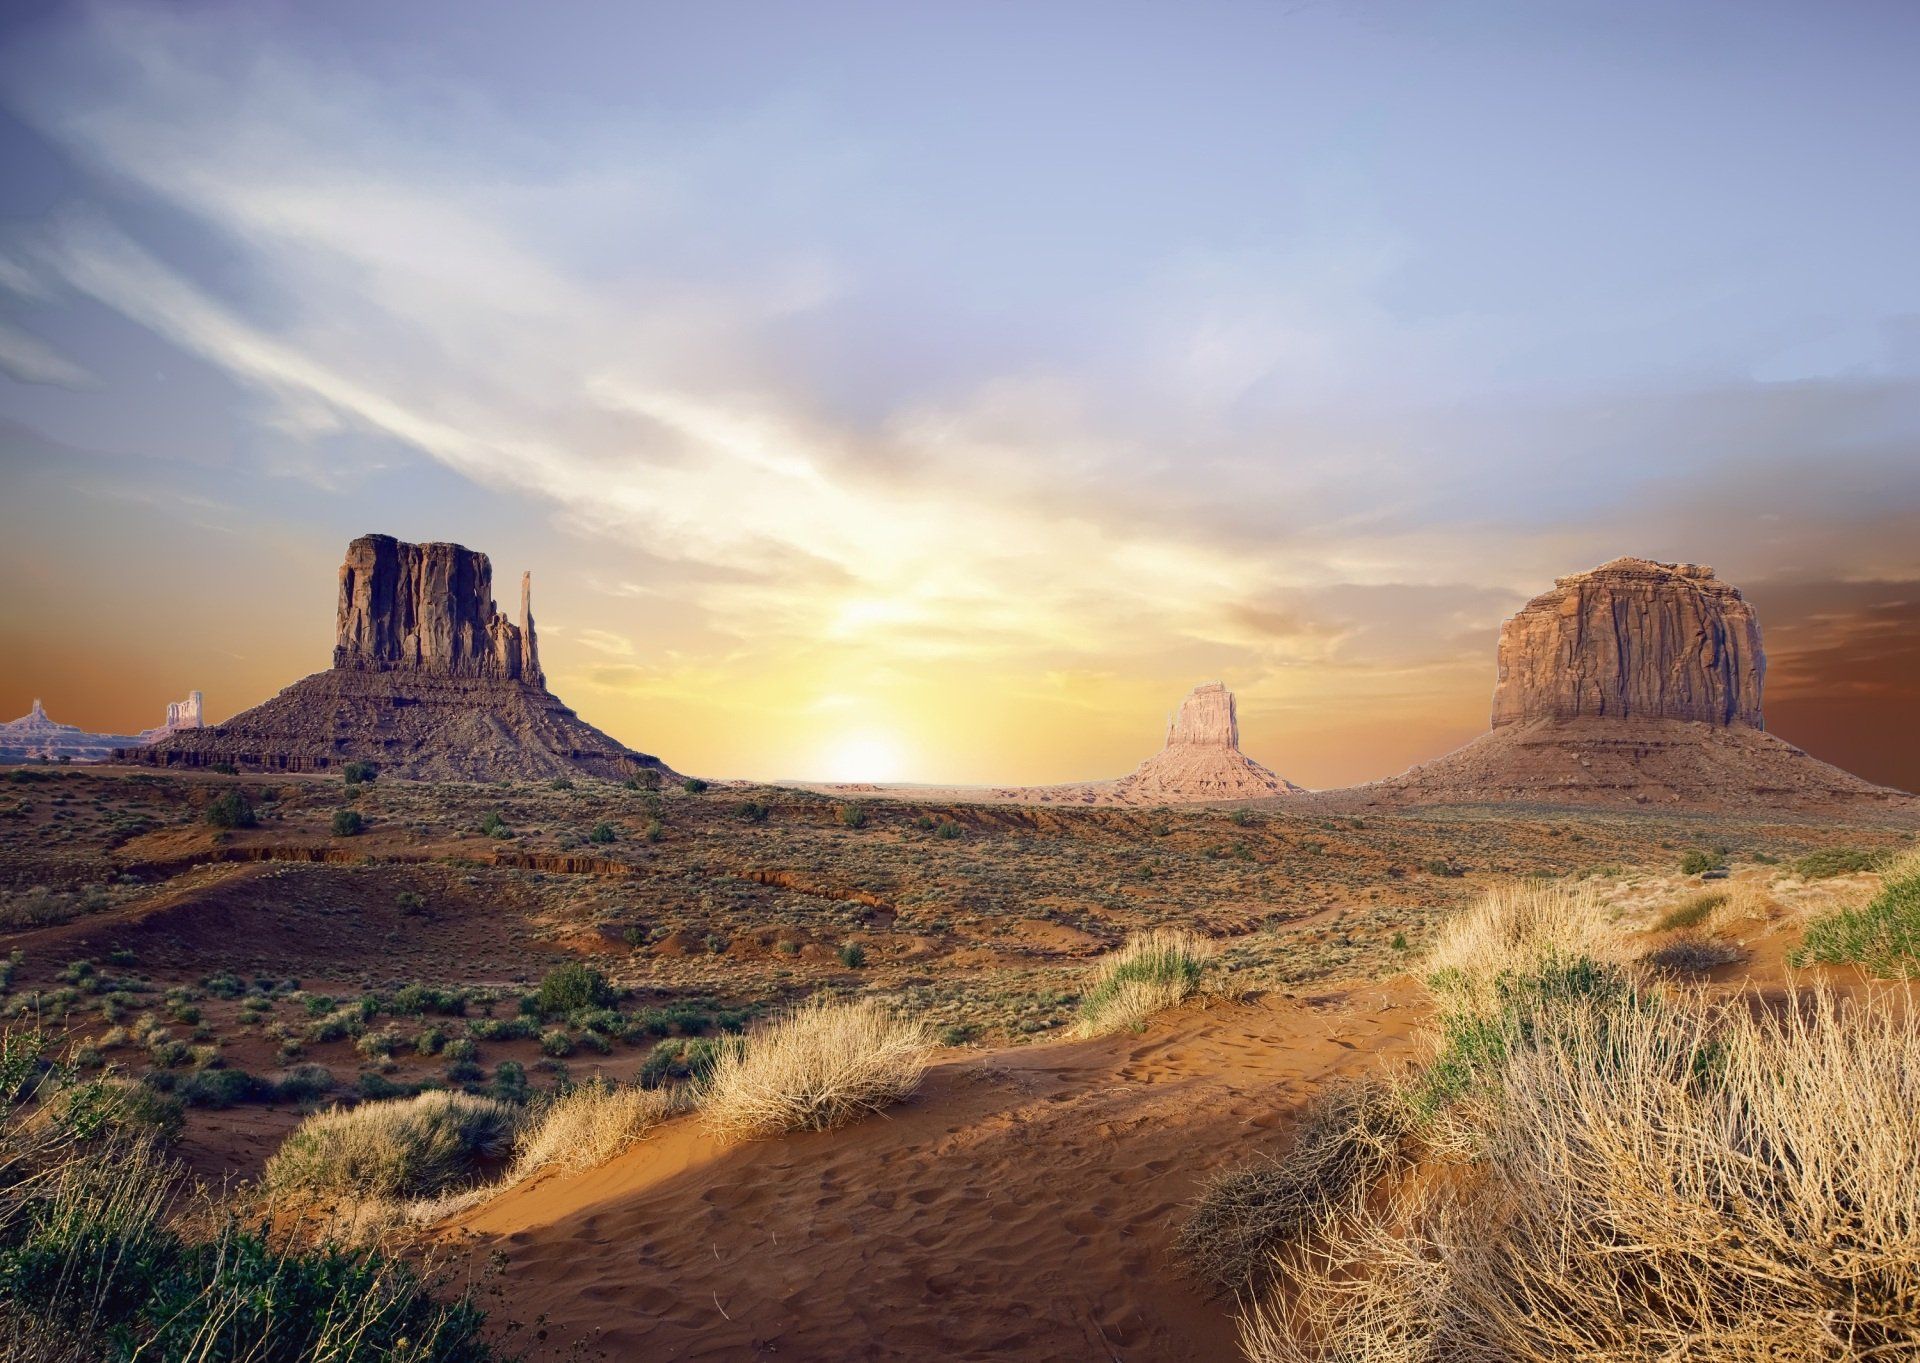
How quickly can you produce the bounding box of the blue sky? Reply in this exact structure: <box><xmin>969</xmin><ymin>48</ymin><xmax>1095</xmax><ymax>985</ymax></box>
<box><xmin>3</xmin><ymin>0</ymin><xmax>1918</xmax><ymax>787</ymax></box>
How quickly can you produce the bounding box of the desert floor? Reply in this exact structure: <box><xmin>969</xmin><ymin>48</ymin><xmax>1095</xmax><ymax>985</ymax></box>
<box><xmin>2</xmin><ymin>763</ymin><xmax>1913</xmax><ymax>1358</ymax></box>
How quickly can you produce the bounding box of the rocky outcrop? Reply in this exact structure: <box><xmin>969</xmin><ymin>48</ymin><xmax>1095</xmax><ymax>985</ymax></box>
<box><xmin>1165</xmin><ymin>681</ymin><xmax>1239</xmax><ymax>747</ymax></box>
<box><xmin>1343</xmin><ymin>556</ymin><xmax>1907</xmax><ymax>812</ymax></box>
<box><xmin>0</xmin><ymin>700</ymin><xmax>142</xmax><ymax>763</ymax></box>
<box><xmin>987</xmin><ymin>682</ymin><xmax>1301</xmax><ymax>806</ymax></box>
<box><xmin>1491</xmin><ymin>558</ymin><xmax>1764</xmax><ymax>729</ymax></box>
<box><xmin>138</xmin><ymin>691</ymin><xmax>203</xmax><ymax>744</ymax></box>
<box><xmin>334</xmin><ymin>535</ymin><xmax>542</xmax><ymax>684</ymax></box>
<box><xmin>129</xmin><ymin>534</ymin><xmax>673</xmax><ymax>782</ymax></box>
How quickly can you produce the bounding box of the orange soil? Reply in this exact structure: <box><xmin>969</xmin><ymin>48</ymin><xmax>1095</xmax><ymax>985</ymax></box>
<box><xmin>444</xmin><ymin>982</ymin><xmax>1426</xmax><ymax>1360</ymax></box>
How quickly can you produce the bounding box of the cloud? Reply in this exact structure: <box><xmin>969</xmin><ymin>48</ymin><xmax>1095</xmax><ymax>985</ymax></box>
<box><xmin>4</xmin><ymin>1</ymin><xmax>1920</xmax><ymax>791</ymax></box>
<box><xmin>0</xmin><ymin>320</ymin><xmax>93</xmax><ymax>388</ymax></box>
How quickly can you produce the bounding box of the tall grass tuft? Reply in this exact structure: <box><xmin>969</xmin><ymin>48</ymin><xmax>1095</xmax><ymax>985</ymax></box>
<box><xmin>701</xmin><ymin>999</ymin><xmax>931</xmax><ymax>1141</ymax></box>
<box><xmin>1243</xmin><ymin>986</ymin><xmax>1920</xmax><ymax>1362</ymax></box>
<box><xmin>511</xmin><ymin>1080</ymin><xmax>680</xmax><ymax>1180</ymax></box>
<box><xmin>1076</xmin><ymin>929</ymin><xmax>1217</xmax><ymax>1036</ymax></box>
<box><xmin>1792</xmin><ymin>850</ymin><xmax>1920</xmax><ymax>977</ymax></box>
<box><xmin>265</xmin><ymin>1091</ymin><xmax>518</xmax><ymax>1199</ymax></box>
<box><xmin>0</xmin><ymin>1029</ymin><xmax>498</xmax><ymax>1361</ymax></box>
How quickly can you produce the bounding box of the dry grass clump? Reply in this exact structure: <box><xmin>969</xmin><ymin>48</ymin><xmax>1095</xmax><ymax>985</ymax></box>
<box><xmin>265</xmin><ymin>1091</ymin><xmax>518</xmax><ymax>1199</ymax></box>
<box><xmin>1424</xmin><ymin>880</ymin><xmax>1618</xmax><ymax>1016</ymax></box>
<box><xmin>1076</xmin><ymin>928</ymin><xmax>1218</xmax><ymax>1036</ymax></box>
<box><xmin>1241</xmin><ymin>986</ymin><xmax>1920</xmax><ymax>1362</ymax></box>
<box><xmin>1653</xmin><ymin>889</ymin><xmax>1727</xmax><ymax>932</ymax></box>
<box><xmin>511</xmin><ymin>1080</ymin><xmax>680</xmax><ymax>1180</ymax></box>
<box><xmin>1642</xmin><ymin>935</ymin><xmax>1744</xmax><ymax>974</ymax></box>
<box><xmin>701</xmin><ymin>998</ymin><xmax>932</xmax><ymax>1141</ymax></box>
<box><xmin>1177</xmin><ymin>1078</ymin><xmax>1408</xmax><ymax>1295</ymax></box>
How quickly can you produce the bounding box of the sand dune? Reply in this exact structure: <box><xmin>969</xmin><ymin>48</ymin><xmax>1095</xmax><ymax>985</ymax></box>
<box><xmin>446</xmin><ymin>983</ymin><xmax>1425</xmax><ymax>1360</ymax></box>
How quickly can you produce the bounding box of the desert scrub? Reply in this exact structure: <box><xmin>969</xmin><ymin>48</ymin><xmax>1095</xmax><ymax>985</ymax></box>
<box><xmin>1</xmin><ymin>1065</ymin><xmax>497</xmax><ymax>1361</ymax></box>
<box><xmin>1241</xmin><ymin>987</ymin><xmax>1920</xmax><ymax>1363</ymax></box>
<box><xmin>1653</xmin><ymin>890</ymin><xmax>1727</xmax><ymax>932</ymax></box>
<box><xmin>511</xmin><ymin>1080</ymin><xmax>679</xmax><ymax>1179</ymax></box>
<box><xmin>639</xmin><ymin>1036</ymin><xmax>727</xmax><ymax>1088</ymax></box>
<box><xmin>1075</xmin><ymin>929</ymin><xmax>1216</xmax><ymax>1036</ymax></box>
<box><xmin>1791</xmin><ymin>846</ymin><xmax>1892</xmax><ymax>880</ymax></box>
<box><xmin>204</xmin><ymin>789</ymin><xmax>256</xmax><ymax>829</ymax></box>
<box><xmin>1791</xmin><ymin>851</ymin><xmax>1920</xmax><ymax>976</ymax></box>
<box><xmin>1178</xmin><ymin>1077</ymin><xmax>1409</xmax><ymax>1295</ymax></box>
<box><xmin>534</xmin><ymin>962</ymin><xmax>613</xmax><ymax>1017</ymax></box>
<box><xmin>701</xmin><ymin>999</ymin><xmax>930</xmax><ymax>1141</ymax></box>
<box><xmin>265</xmin><ymin>1091</ymin><xmax>519</xmax><ymax>1199</ymax></box>
<box><xmin>330</xmin><ymin>808</ymin><xmax>365</xmax><ymax>837</ymax></box>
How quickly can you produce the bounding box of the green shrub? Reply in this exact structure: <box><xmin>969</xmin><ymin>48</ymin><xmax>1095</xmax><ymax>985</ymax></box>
<box><xmin>549</xmin><ymin>777</ymin><xmax>574</xmax><ymax>791</ymax></box>
<box><xmin>837</xmin><ymin>942</ymin><xmax>867</xmax><ymax>969</ymax></box>
<box><xmin>1791</xmin><ymin>847</ymin><xmax>1891</xmax><ymax>880</ymax></box>
<box><xmin>638</xmin><ymin>1036</ymin><xmax>727</xmax><ymax>1089</ymax></box>
<box><xmin>330</xmin><ymin>809</ymin><xmax>365</xmax><ymax>837</ymax></box>
<box><xmin>341</xmin><ymin>760</ymin><xmax>377</xmax><ymax>785</ymax></box>
<box><xmin>490</xmin><ymin>1060</ymin><xmax>528</xmax><ymax>1102</ymax></box>
<box><xmin>0</xmin><ymin>1138</ymin><xmax>498</xmax><ymax>1361</ymax></box>
<box><xmin>205</xmin><ymin>791</ymin><xmax>256</xmax><ymax>830</ymax></box>
<box><xmin>1419</xmin><ymin>955</ymin><xmax>1636</xmax><ymax>1112</ymax></box>
<box><xmin>273</xmin><ymin>1064</ymin><xmax>336</xmax><ymax>1102</ymax></box>
<box><xmin>477</xmin><ymin>811</ymin><xmax>507</xmax><ymax>838</ymax></box>
<box><xmin>588</xmin><ymin>822</ymin><xmax>616</xmax><ymax>844</ymax></box>
<box><xmin>534</xmin><ymin>963</ymin><xmax>613</xmax><ymax>1018</ymax></box>
<box><xmin>681</xmin><ymin>777</ymin><xmax>708</xmax><ymax>794</ymax></box>
<box><xmin>644</xmin><ymin>820</ymin><xmax>664</xmax><ymax>844</ymax></box>
<box><xmin>1680</xmin><ymin>849</ymin><xmax>1723</xmax><ymax>876</ymax></box>
<box><xmin>735</xmin><ymin>800</ymin><xmax>770</xmax><ymax>823</ymax></box>
<box><xmin>539</xmin><ymin>1030</ymin><xmax>574</xmax><ymax>1058</ymax></box>
<box><xmin>839</xmin><ymin>802</ymin><xmax>868</xmax><ymax>829</ymax></box>
<box><xmin>32</xmin><ymin>1077</ymin><xmax>183</xmax><ymax>1144</ymax></box>
<box><xmin>934</xmin><ymin>819</ymin><xmax>962</xmax><ymax>841</ymax></box>
<box><xmin>174</xmin><ymin>1067</ymin><xmax>266</xmax><ymax>1109</ymax></box>
<box><xmin>1791</xmin><ymin>858</ymin><xmax>1920</xmax><ymax>976</ymax></box>
<box><xmin>1077</xmin><ymin>930</ymin><xmax>1215</xmax><ymax>1035</ymax></box>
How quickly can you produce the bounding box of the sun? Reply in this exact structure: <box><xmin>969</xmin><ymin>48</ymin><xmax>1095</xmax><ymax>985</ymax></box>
<box><xmin>817</xmin><ymin>731</ymin><xmax>908</xmax><ymax>783</ymax></box>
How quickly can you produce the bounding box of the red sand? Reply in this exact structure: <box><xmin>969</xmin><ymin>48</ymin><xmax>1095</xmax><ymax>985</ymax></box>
<box><xmin>445</xmin><ymin>983</ymin><xmax>1426</xmax><ymax>1360</ymax></box>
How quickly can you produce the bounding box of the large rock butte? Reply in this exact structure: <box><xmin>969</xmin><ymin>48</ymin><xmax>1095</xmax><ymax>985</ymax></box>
<box><xmin>1346</xmin><ymin>557</ymin><xmax>1906</xmax><ymax>812</ymax></box>
<box><xmin>1491</xmin><ymin>558</ymin><xmax>1764</xmax><ymax>729</ymax></box>
<box><xmin>128</xmin><ymin>534</ymin><xmax>674</xmax><ymax>782</ymax></box>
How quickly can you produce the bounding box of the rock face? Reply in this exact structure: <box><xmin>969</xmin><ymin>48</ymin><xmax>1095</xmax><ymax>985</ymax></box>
<box><xmin>129</xmin><ymin>534</ymin><xmax>674</xmax><ymax>782</ymax></box>
<box><xmin>1491</xmin><ymin>558</ymin><xmax>1765</xmax><ymax>729</ymax></box>
<box><xmin>0</xmin><ymin>700</ymin><xmax>142</xmax><ymax>763</ymax></box>
<box><xmin>1165</xmin><ymin>681</ymin><xmax>1240</xmax><ymax>747</ymax></box>
<box><xmin>334</xmin><ymin>535</ymin><xmax>542</xmax><ymax>684</ymax></box>
<box><xmin>1345</xmin><ymin>557</ymin><xmax>1907</xmax><ymax>813</ymax></box>
<box><xmin>994</xmin><ymin>682</ymin><xmax>1301</xmax><ymax>806</ymax></box>
<box><xmin>138</xmin><ymin>691</ymin><xmax>203</xmax><ymax>744</ymax></box>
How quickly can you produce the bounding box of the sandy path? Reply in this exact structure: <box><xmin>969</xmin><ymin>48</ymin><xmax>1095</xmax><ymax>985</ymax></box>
<box><xmin>447</xmin><ymin>980</ymin><xmax>1426</xmax><ymax>1360</ymax></box>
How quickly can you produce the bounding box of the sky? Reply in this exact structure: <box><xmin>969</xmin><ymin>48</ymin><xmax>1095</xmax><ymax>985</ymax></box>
<box><xmin>1</xmin><ymin>0</ymin><xmax>1917</xmax><ymax>791</ymax></box>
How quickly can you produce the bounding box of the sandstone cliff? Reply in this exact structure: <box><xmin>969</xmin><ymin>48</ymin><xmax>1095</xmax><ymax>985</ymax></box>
<box><xmin>128</xmin><ymin>534</ymin><xmax>671</xmax><ymax>782</ymax></box>
<box><xmin>334</xmin><ymin>534</ymin><xmax>542</xmax><ymax>684</ymax></box>
<box><xmin>1491</xmin><ymin>558</ymin><xmax>1764</xmax><ymax>729</ymax></box>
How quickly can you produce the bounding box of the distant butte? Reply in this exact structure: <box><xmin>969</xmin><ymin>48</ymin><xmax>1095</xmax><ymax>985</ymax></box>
<box><xmin>128</xmin><ymin>533</ymin><xmax>676</xmax><ymax>782</ymax></box>
<box><xmin>1350</xmin><ymin>557</ymin><xmax>1909</xmax><ymax>812</ymax></box>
